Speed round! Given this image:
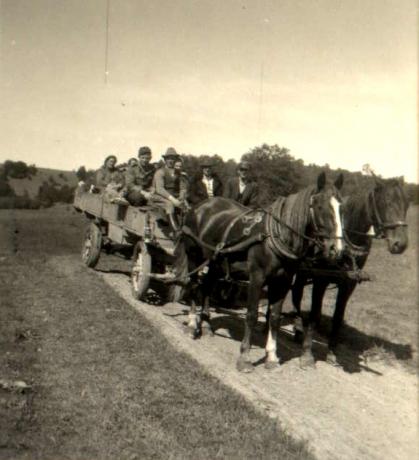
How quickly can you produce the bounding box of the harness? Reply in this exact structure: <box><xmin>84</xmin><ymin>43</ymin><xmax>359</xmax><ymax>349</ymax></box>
<box><xmin>169</xmin><ymin>192</ymin><xmax>343</xmax><ymax>284</ymax></box>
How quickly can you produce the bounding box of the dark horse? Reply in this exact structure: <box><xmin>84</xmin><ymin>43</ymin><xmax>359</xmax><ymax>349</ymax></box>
<box><xmin>293</xmin><ymin>176</ymin><xmax>409</xmax><ymax>368</ymax></box>
<box><xmin>183</xmin><ymin>172</ymin><xmax>345</xmax><ymax>372</ymax></box>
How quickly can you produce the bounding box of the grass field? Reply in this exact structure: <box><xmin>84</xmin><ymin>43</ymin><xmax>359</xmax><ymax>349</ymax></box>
<box><xmin>0</xmin><ymin>206</ymin><xmax>313</xmax><ymax>460</ymax></box>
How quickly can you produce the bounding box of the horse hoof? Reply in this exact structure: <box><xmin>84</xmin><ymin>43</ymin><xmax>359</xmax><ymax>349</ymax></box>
<box><xmin>184</xmin><ymin>325</ymin><xmax>200</xmax><ymax>340</ymax></box>
<box><xmin>326</xmin><ymin>351</ymin><xmax>340</xmax><ymax>367</ymax></box>
<box><xmin>264</xmin><ymin>360</ymin><xmax>280</xmax><ymax>370</ymax></box>
<box><xmin>237</xmin><ymin>360</ymin><xmax>254</xmax><ymax>373</ymax></box>
<box><xmin>201</xmin><ymin>322</ymin><xmax>214</xmax><ymax>337</ymax></box>
<box><xmin>299</xmin><ymin>354</ymin><xmax>316</xmax><ymax>369</ymax></box>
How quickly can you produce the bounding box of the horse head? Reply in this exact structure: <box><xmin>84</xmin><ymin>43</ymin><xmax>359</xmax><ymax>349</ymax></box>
<box><xmin>309</xmin><ymin>172</ymin><xmax>345</xmax><ymax>261</ymax></box>
<box><xmin>371</xmin><ymin>177</ymin><xmax>409</xmax><ymax>254</ymax></box>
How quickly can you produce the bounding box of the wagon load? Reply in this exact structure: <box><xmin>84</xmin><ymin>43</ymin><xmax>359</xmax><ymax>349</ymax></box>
<box><xmin>73</xmin><ymin>189</ymin><xmax>187</xmax><ymax>302</ymax></box>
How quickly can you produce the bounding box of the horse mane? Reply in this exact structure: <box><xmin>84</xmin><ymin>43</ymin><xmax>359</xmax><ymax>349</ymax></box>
<box><xmin>270</xmin><ymin>185</ymin><xmax>316</xmax><ymax>256</ymax></box>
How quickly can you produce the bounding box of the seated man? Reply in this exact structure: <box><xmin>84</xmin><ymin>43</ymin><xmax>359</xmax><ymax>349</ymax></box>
<box><xmin>125</xmin><ymin>146</ymin><xmax>155</xmax><ymax>206</ymax></box>
<box><xmin>224</xmin><ymin>160</ymin><xmax>259</xmax><ymax>208</ymax></box>
<box><xmin>151</xmin><ymin>147</ymin><xmax>186</xmax><ymax>231</ymax></box>
<box><xmin>189</xmin><ymin>158</ymin><xmax>223</xmax><ymax>205</ymax></box>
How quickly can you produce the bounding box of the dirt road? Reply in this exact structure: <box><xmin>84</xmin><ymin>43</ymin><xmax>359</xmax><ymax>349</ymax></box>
<box><xmin>77</xmin><ymin>264</ymin><xmax>418</xmax><ymax>460</ymax></box>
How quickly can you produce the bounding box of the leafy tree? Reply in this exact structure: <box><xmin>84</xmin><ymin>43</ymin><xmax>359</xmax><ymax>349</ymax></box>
<box><xmin>241</xmin><ymin>144</ymin><xmax>304</xmax><ymax>204</ymax></box>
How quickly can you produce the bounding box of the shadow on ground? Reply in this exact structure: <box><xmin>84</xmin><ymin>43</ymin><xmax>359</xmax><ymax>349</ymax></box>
<box><xmin>200</xmin><ymin>306</ymin><xmax>415</xmax><ymax>374</ymax></box>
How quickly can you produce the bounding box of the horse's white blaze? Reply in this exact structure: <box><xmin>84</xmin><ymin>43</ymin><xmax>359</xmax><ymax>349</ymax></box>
<box><xmin>265</xmin><ymin>327</ymin><xmax>277</xmax><ymax>362</ymax></box>
<box><xmin>330</xmin><ymin>196</ymin><xmax>343</xmax><ymax>251</ymax></box>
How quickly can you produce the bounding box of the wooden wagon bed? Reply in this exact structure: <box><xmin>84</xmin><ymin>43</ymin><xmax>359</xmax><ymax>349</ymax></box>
<box><xmin>73</xmin><ymin>189</ymin><xmax>187</xmax><ymax>302</ymax></box>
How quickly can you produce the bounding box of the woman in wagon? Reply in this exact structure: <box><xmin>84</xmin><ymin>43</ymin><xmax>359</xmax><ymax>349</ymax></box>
<box><xmin>95</xmin><ymin>155</ymin><xmax>124</xmax><ymax>189</ymax></box>
<box><xmin>151</xmin><ymin>147</ymin><xmax>187</xmax><ymax>231</ymax></box>
<box><xmin>94</xmin><ymin>155</ymin><xmax>125</xmax><ymax>202</ymax></box>
<box><xmin>125</xmin><ymin>146</ymin><xmax>156</xmax><ymax>206</ymax></box>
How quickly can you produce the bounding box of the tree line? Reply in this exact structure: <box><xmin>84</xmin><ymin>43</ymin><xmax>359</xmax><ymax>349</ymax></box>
<box><xmin>1</xmin><ymin>148</ymin><xmax>418</xmax><ymax>209</ymax></box>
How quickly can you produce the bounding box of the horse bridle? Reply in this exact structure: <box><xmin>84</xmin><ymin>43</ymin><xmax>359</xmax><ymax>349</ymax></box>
<box><xmin>308</xmin><ymin>192</ymin><xmax>343</xmax><ymax>242</ymax></box>
<box><xmin>369</xmin><ymin>187</ymin><xmax>408</xmax><ymax>237</ymax></box>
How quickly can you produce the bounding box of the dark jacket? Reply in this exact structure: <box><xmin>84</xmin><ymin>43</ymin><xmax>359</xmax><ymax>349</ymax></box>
<box><xmin>125</xmin><ymin>163</ymin><xmax>155</xmax><ymax>193</ymax></box>
<box><xmin>188</xmin><ymin>173</ymin><xmax>223</xmax><ymax>205</ymax></box>
<box><xmin>223</xmin><ymin>177</ymin><xmax>259</xmax><ymax>208</ymax></box>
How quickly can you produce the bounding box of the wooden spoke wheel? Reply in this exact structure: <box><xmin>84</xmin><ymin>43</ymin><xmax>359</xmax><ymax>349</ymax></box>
<box><xmin>81</xmin><ymin>222</ymin><xmax>102</xmax><ymax>268</ymax></box>
<box><xmin>131</xmin><ymin>241</ymin><xmax>152</xmax><ymax>301</ymax></box>
<box><xmin>166</xmin><ymin>246</ymin><xmax>188</xmax><ymax>303</ymax></box>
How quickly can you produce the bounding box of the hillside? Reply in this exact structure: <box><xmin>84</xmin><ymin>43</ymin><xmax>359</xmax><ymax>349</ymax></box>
<box><xmin>8</xmin><ymin>167</ymin><xmax>78</xmax><ymax>199</ymax></box>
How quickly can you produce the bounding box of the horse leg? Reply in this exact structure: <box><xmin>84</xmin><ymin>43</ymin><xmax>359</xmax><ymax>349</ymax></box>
<box><xmin>265</xmin><ymin>278</ymin><xmax>291</xmax><ymax>370</ymax></box>
<box><xmin>237</xmin><ymin>273</ymin><xmax>264</xmax><ymax>373</ymax></box>
<box><xmin>300</xmin><ymin>279</ymin><xmax>328</xmax><ymax>369</ymax></box>
<box><xmin>201</xmin><ymin>294</ymin><xmax>214</xmax><ymax>336</ymax></box>
<box><xmin>292</xmin><ymin>273</ymin><xmax>306</xmax><ymax>343</ymax></box>
<box><xmin>186</xmin><ymin>297</ymin><xmax>202</xmax><ymax>339</ymax></box>
<box><xmin>326</xmin><ymin>281</ymin><xmax>356</xmax><ymax>365</ymax></box>
<box><xmin>185</xmin><ymin>274</ymin><xmax>204</xmax><ymax>339</ymax></box>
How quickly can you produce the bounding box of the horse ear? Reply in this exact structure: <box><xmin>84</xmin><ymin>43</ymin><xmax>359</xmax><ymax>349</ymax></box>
<box><xmin>334</xmin><ymin>173</ymin><xmax>344</xmax><ymax>190</ymax></box>
<box><xmin>317</xmin><ymin>171</ymin><xmax>326</xmax><ymax>191</ymax></box>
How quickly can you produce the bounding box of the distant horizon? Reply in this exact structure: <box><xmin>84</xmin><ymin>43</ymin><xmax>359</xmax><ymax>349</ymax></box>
<box><xmin>2</xmin><ymin>148</ymin><xmax>417</xmax><ymax>184</ymax></box>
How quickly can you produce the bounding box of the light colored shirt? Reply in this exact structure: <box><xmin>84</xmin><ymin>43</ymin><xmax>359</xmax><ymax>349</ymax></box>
<box><xmin>202</xmin><ymin>176</ymin><xmax>214</xmax><ymax>197</ymax></box>
<box><xmin>239</xmin><ymin>178</ymin><xmax>246</xmax><ymax>194</ymax></box>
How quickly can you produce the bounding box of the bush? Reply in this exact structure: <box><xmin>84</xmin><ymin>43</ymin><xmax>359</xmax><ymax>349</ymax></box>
<box><xmin>3</xmin><ymin>160</ymin><xmax>32</xmax><ymax>179</ymax></box>
<box><xmin>0</xmin><ymin>178</ymin><xmax>15</xmax><ymax>197</ymax></box>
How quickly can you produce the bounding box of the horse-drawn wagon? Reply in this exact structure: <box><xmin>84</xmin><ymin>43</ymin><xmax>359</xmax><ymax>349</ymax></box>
<box><xmin>73</xmin><ymin>189</ymin><xmax>188</xmax><ymax>302</ymax></box>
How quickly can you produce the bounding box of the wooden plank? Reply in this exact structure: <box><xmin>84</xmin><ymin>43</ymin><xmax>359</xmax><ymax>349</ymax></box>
<box><xmin>73</xmin><ymin>191</ymin><xmax>176</xmax><ymax>252</ymax></box>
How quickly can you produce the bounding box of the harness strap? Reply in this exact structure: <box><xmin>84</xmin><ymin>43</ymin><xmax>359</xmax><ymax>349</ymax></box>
<box><xmin>181</xmin><ymin>225</ymin><xmax>267</xmax><ymax>256</ymax></box>
<box><xmin>214</xmin><ymin>209</ymin><xmax>255</xmax><ymax>257</ymax></box>
<box><xmin>369</xmin><ymin>189</ymin><xmax>408</xmax><ymax>234</ymax></box>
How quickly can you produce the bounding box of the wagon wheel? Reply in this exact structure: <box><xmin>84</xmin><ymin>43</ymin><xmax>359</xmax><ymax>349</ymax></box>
<box><xmin>131</xmin><ymin>241</ymin><xmax>152</xmax><ymax>301</ymax></box>
<box><xmin>167</xmin><ymin>246</ymin><xmax>188</xmax><ymax>303</ymax></box>
<box><xmin>81</xmin><ymin>222</ymin><xmax>102</xmax><ymax>268</ymax></box>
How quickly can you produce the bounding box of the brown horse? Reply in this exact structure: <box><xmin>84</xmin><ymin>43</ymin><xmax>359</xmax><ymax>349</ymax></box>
<box><xmin>292</xmin><ymin>176</ymin><xmax>409</xmax><ymax>368</ymax></box>
<box><xmin>183</xmin><ymin>172</ymin><xmax>345</xmax><ymax>372</ymax></box>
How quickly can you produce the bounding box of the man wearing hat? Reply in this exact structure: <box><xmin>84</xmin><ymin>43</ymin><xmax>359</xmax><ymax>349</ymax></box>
<box><xmin>189</xmin><ymin>158</ymin><xmax>223</xmax><ymax>205</ymax></box>
<box><xmin>224</xmin><ymin>160</ymin><xmax>259</xmax><ymax>208</ymax></box>
<box><xmin>151</xmin><ymin>147</ymin><xmax>186</xmax><ymax>230</ymax></box>
<box><xmin>125</xmin><ymin>146</ymin><xmax>155</xmax><ymax>206</ymax></box>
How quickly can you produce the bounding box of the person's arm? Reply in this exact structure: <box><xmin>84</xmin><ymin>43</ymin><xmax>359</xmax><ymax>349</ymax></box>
<box><xmin>95</xmin><ymin>169</ymin><xmax>107</xmax><ymax>188</ymax></box>
<box><xmin>223</xmin><ymin>178</ymin><xmax>233</xmax><ymax>199</ymax></box>
<box><xmin>179</xmin><ymin>174</ymin><xmax>189</xmax><ymax>202</ymax></box>
<box><xmin>125</xmin><ymin>168</ymin><xmax>140</xmax><ymax>192</ymax></box>
<box><xmin>153</xmin><ymin>168</ymin><xmax>171</xmax><ymax>198</ymax></box>
<box><xmin>247</xmin><ymin>183</ymin><xmax>260</xmax><ymax>208</ymax></box>
<box><xmin>214</xmin><ymin>176</ymin><xmax>223</xmax><ymax>196</ymax></box>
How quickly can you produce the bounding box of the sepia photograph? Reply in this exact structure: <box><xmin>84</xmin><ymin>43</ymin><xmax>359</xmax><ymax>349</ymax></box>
<box><xmin>0</xmin><ymin>1</ymin><xmax>417</xmax><ymax>459</ymax></box>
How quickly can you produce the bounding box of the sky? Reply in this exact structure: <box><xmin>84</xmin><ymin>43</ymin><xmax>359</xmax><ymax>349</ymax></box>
<box><xmin>0</xmin><ymin>0</ymin><xmax>417</xmax><ymax>181</ymax></box>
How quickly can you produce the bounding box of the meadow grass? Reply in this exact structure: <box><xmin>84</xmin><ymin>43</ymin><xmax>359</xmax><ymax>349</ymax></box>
<box><xmin>0</xmin><ymin>206</ymin><xmax>312</xmax><ymax>460</ymax></box>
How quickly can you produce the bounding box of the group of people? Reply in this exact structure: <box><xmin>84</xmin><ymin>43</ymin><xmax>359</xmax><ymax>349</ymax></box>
<box><xmin>93</xmin><ymin>146</ymin><xmax>260</xmax><ymax>229</ymax></box>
